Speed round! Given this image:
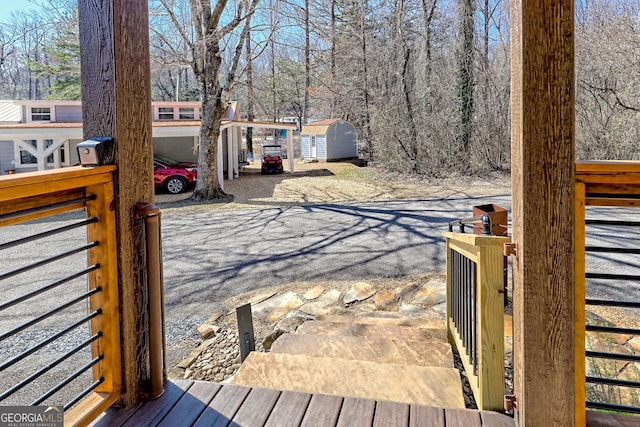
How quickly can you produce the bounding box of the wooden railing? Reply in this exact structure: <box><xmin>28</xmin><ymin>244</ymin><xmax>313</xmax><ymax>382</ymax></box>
<box><xmin>575</xmin><ymin>161</ymin><xmax>640</xmax><ymax>420</ymax></box>
<box><xmin>0</xmin><ymin>166</ymin><xmax>122</xmax><ymax>425</ymax></box>
<box><xmin>443</xmin><ymin>231</ymin><xmax>510</xmax><ymax>411</ymax></box>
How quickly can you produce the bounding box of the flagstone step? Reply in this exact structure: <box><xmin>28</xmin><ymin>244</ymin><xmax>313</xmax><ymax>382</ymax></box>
<box><xmin>295</xmin><ymin>320</ymin><xmax>447</xmax><ymax>342</ymax></box>
<box><xmin>231</xmin><ymin>352</ymin><xmax>465</xmax><ymax>409</ymax></box>
<box><xmin>270</xmin><ymin>333</ymin><xmax>454</xmax><ymax>368</ymax></box>
<box><xmin>316</xmin><ymin>313</ymin><xmax>445</xmax><ymax>329</ymax></box>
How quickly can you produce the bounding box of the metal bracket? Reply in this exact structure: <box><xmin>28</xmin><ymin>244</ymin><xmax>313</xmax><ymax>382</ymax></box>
<box><xmin>504</xmin><ymin>394</ymin><xmax>517</xmax><ymax>413</ymax></box>
<box><xmin>503</xmin><ymin>242</ymin><xmax>518</xmax><ymax>257</ymax></box>
<box><xmin>236</xmin><ymin>303</ymin><xmax>255</xmax><ymax>362</ymax></box>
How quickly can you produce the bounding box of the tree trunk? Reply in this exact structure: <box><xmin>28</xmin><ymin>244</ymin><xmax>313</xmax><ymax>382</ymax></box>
<box><xmin>303</xmin><ymin>0</ymin><xmax>310</xmax><ymax>125</ymax></box>
<box><xmin>245</xmin><ymin>26</ymin><xmax>254</xmax><ymax>155</ymax></box>
<box><xmin>456</xmin><ymin>0</ymin><xmax>475</xmax><ymax>169</ymax></box>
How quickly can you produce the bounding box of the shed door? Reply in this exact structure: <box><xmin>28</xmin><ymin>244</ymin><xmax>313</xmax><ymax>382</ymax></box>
<box><xmin>311</xmin><ymin>136</ymin><xmax>317</xmax><ymax>158</ymax></box>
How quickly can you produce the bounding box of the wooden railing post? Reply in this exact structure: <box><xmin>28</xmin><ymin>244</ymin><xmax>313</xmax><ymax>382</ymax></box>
<box><xmin>79</xmin><ymin>0</ymin><xmax>155</xmax><ymax>407</ymax></box>
<box><xmin>510</xmin><ymin>0</ymin><xmax>575</xmax><ymax>424</ymax></box>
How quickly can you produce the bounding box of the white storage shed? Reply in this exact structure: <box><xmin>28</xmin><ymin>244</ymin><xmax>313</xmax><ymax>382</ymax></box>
<box><xmin>300</xmin><ymin>119</ymin><xmax>358</xmax><ymax>161</ymax></box>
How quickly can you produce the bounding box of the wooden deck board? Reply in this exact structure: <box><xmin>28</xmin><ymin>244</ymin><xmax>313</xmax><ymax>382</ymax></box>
<box><xmin>480</xmin><ymin>411</ymin><xmax>518</xmax><ymax>427</ymax></box>
<box><xmin>410</xmin><ymin>405</ymin><xmax>445</xmax><ymax>427</ymax></box>
<box><xmin>230</xmin><ymin>387</ymin><xmax>282</xmax><ymax>426</ymax></box>
<box><xmin>156</xmin><ymin>381</ymin><xmax>221</xmax><ymax>427</ymax></box>
<box><xmin>263</xmin><ymin>390</ymin><xmax>312</xmax><ymax>427</ymax></box>
<box><xmin>445</xmin><ymin>408</ymin><xmax>483</xmax><ymax>427</ymax></box>
<box><xmin>192</xmin><ymin>383</ymin><xmax>251</xmax><ymax>427</ymax></box>
<box><xmin>373</xmin><ymin>400</ymin><xmax>410</xmax><ymax>427</ymax></box>
<box><xmin>116</xmin><ymin>380</ymin><xmax>193</xmax><ymax>427</ymax></box>
<box><xmin>92</xmin><ymin>380</ymin><xmax>519</xmax><ymax>427</ymax></box>
<box><xmin>300</xmin><ymin>393</ymin><xmax>343</xmax><ymax>427</ymax></box>
<box><xmin>336</xmin><ymin>397</ymin><xmax>376</xmax><ymax>427</ymax></box>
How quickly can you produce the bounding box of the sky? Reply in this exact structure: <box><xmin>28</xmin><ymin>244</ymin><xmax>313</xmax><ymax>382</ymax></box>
<box><xmin>0</xmin><ymin>0</ymin><xmax>42</xmax><ymax>23</ymax></box>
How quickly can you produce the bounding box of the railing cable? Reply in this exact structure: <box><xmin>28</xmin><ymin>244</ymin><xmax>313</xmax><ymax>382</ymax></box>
<box><xmin>0</xmin><ymin>287</ymin><xmax>101</xmax><ymax>342</ymax></box>
<box><xmin>0</xmin><ymin>195</ymin><xmax>96</xmax><ymax>223</ymax></box>
<box><xmin>0</xmin><ymin>265</ymin><xmax>99</xmax><ymax>311</ymax></box>
<box><xmin>0</xmin><ymin>218</ymin><xmax>97</xmax><ymax>251</ymax></box>
<box><xmin>0</xmin><ymin>310</ymin><xmax>101</xmax><ymax>372</ymax></box>
<box><xmin>0</xmin><ymin>333</ymin><xmax>101</xmax><ymax>401</ymax></box>
<box><xmin>0</xmin><ymin>241</ymin><xmax>99</xmax><ymax>281</ymax></box>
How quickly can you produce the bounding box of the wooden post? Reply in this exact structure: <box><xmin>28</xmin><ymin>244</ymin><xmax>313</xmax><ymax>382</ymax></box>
<box><xmin>78</xmin><ymin>0</ymin><xmax>154</xmax><ymax>406</ymax></box>
<box><xmin>510</xmin><ymin>1</ymin><xmax>575</xmax><ymax>425</ymax></box>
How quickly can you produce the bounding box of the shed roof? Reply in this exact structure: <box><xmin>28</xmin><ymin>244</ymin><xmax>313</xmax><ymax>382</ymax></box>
<box><xmin>301</xmin><ymin>118</ymin><xmax>347</xmax><ymax>135</ymax></box>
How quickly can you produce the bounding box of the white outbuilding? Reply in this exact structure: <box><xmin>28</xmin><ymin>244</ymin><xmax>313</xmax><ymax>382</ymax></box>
<box><xmin>300</xmin><ymin>119</ymin><xmax>358</xmax><ymax>161</ymax></box>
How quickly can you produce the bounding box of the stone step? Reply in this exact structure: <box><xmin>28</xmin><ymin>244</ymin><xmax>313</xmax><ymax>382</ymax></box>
<box><xmin>296</xmin><ymin>320</ymin><xmax>447</xmax><ymax>342</ymax></box>
<box><xmin>316</xmin><ymin>314</ymin><xmax>445</xmax><ymax>329</ymax></box>
<box><xmin>356</xmin><ymin>310</ymin><xmax>445</xmax><ymax>320</ymax></box>
<box><xmin>270</xmin><ymin>333</ymin><xmax>454</xmax><ymax>368</ymax></box>
<box><xmin>231</xmin><ymin>352</ymin><xmax>465</xmax><ymax>409</ymax></box>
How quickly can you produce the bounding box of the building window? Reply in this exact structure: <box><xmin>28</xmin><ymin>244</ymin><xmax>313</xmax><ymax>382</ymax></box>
<box><xmin>31</xmin><ymin>107</ymin><xmax>51</xmax><ymax>121</ymax></box>
<box><xmin>20</xmin><ymin>140</ymin><xmax>38</xmax><ymax>164</ymax></box>
<box><xmin>158</xmin><ymin>107</ymin><xmax>174</xmax><ymax>120</ymax></box>
<box><xmin>179</xmin><ymin>107</ymin><xmax>194</xmax><ymax>120</ymax></box>
<box><xmin>45</xmin><ymin>140</ymin><xmax>66</xmax><ymax>165</ymax></box>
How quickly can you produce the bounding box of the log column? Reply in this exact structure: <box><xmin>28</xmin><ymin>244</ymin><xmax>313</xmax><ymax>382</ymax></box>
<box><xmin>78</xmin><ymin>0</ymin><xmax>154</xmax><ymax>406</ymax></box>
<box><xmin>510</xmin><ymin>1</ymin><xmax>576</xmax><ymax>425</ymax></box>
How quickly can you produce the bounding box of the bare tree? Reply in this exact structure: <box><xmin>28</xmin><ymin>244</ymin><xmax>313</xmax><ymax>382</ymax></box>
<box><xmin>158</xmin><ymin>0</ymin><xmax>258</xmax><ymax>199</ymax></box>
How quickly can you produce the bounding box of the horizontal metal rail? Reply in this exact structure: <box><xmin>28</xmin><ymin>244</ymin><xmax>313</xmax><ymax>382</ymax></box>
<box><xmin>586</xmin><ymin>324</ymin><xmax>640</xmax><ymax>336</ymax></box>
<box><xmin>0</xmin><ymin>333</ymin><xmax>101</xmax><ymax>401</ymax></box>
<box><xmin>0</xmin><ymin>265</ymin><xmax>99</xmax><ymax>311</ymax></box>
<box><xmin>586</xmin><ymin>298</ymin><xmax>640</xmax><ymax>309</ymax></box>
<box><xmin>586</xmin><ymin>400</ymin><xmax>640</xmax><ymax>415</ymax></box>
<box><xmin>586</xmin><ymin>351</ymin><xmax>640</xmax><ymax>363</ymax></box>
<box><xmin>0</xmin><ymin>194</ymin><xmax>96</xmax><ymax>223</ymax></box>
<box><xmin>585</xmin><ymin>272</ymin><xmax>640</xmax><ymax>281</ymax></box>
<box><xmin>586</xmin><ymin>376</ymin><xmax>640</xmax><ymax>388</ymax></box>
<box><xmin>0</xmin><ymin>241</ymin><xmax>99</xmax><ymax>281</ymax></box>
<box><xmin>0</xmin><ymin>287</ymin><xmax>101</xmax><ymax>342</ymax></box>
<box><xmin>64</xmin><ymin>377</ymin><xmax>105</xmax><ymax>411</ymax></box>
<box><xmin>0</xmin><ymin>310</ymin><xmax>101</xmax><ymax>372</ymax></box>
<box><xmin>586</xmin><ymin>246</ymin><xmax>640</xmax><ymax>254</ymax></box>
<box><xmin>32</xmin><ymin>355</ymin><xmax>104</xmax><ymax>406</ymax></box>
<box><xmin>448</xmin><ymin>213</ymin><xmax>492</xmax><ymax>235</ymax></box>
<box><xmin>0</xmin><ymin>217</ymin><xmax>97</xmax><ymax>251</ymax></box>
<box><xmin>586</xmin><ymin>192</ymin><xmax>640</xmax><ymax>200</ymax></box>
<box><xmin>586</xmin><ymin>219</ymin><xmax>640</xmax><ymax>227</ymax></box>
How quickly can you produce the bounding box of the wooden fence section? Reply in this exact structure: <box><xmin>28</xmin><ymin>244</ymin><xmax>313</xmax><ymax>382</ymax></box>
<box><xmin>443</xmin><ymin>232</ymin><xmax>510</xmax><ymax>411</ymax></box>
<box><xmin>0</xmin><ymin>166</ymin><xmax>122</xmax><ymax>426</ymax></box>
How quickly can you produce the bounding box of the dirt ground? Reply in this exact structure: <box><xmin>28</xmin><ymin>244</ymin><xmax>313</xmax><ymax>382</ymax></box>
<box><xmin>155</xmin><ymin>160</ymin><xmax>512</xmax><ymax>212</ymax></box>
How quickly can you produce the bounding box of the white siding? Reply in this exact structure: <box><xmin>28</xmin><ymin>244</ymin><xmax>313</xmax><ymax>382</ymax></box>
<box><xmin>0</xmin><ymin>101</ymin><xmax>21</xmax><ymax>123</ymax></box>
<box><xmin>317</xmin><ymin>136</ymin><xmax>327</xmax><ymax>159</ymax></box>
<box><xmin>301</xmin><ymin>135</ymin><xmax>310</xmax><ymax>158</ymax></box>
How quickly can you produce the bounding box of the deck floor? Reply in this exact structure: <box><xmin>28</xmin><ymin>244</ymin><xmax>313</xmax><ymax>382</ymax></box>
<box><xmin>92</xmin><ymin>380</ymin><xmax>515</xmax><ymax>427</ymax></box>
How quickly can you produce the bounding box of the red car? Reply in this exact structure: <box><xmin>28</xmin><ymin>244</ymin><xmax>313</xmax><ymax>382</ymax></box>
<box><xmin>153</xmin><ymin>154</ymin><xmax>197</xmax><ymax>194</ymax></box>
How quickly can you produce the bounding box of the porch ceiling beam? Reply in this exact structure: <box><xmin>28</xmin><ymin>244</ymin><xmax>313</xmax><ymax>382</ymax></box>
<box><xmin>510</xmin><ymin>1</ymin><xmax>576</xmax><ymax>426</ymax></box>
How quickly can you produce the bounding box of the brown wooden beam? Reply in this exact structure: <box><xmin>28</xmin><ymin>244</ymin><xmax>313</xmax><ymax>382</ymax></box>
<box><xmin>78</xmin><ymin>0</ymin><xmax>154</xmax><ymax>406</ymax></box>
<box><xmin>510</xmin><ymin>1</ymin><xmax>576</xmax><ymax>425</ymax></box>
